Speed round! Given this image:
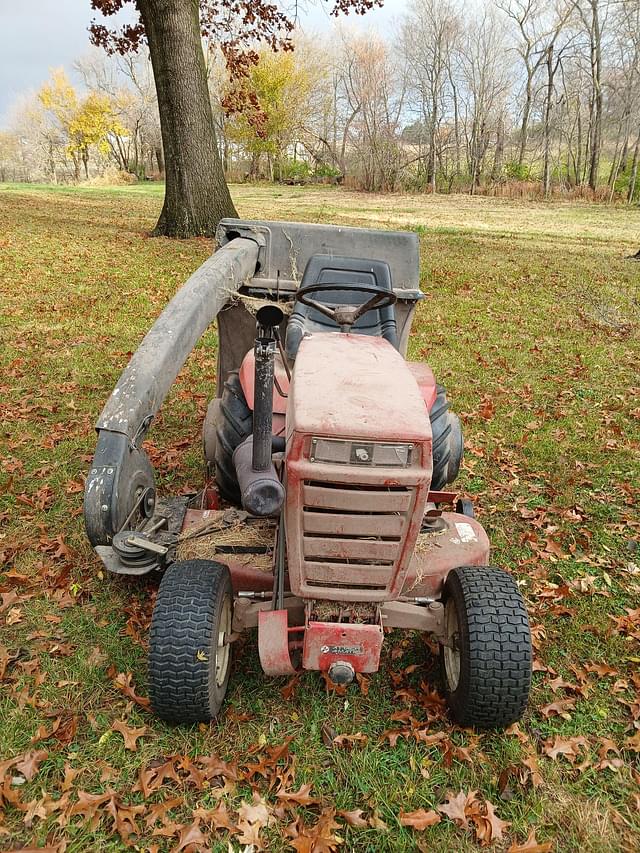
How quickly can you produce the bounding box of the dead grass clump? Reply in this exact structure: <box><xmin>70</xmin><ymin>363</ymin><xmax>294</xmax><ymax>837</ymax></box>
<box><xmin>177</xmin><ymin>509</ymin><xmax>275</xmax><ymax>571</ymax></box>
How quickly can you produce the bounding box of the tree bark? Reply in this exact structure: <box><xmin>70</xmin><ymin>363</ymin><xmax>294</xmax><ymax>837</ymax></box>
<box><xmin>137</xmin><ymin>0</ymin><xmax>237</xmax><ymax>237</ymax></box>
<box><xmin>628</xmin><ymin>131</ymin><xmax>640</xmax><ymax>204</ymax></box>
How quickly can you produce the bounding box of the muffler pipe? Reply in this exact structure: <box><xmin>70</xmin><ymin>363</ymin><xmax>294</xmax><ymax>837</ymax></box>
<box><xmin>233</xmin><ymin>304</ymin><xmax>285</xmax><ymax>517</ymax></box>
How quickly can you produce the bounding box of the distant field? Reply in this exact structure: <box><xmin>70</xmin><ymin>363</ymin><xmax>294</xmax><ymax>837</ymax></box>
<box><xmin>0</xmin><ymin>183</ymin><xmax>639</xmax><ymax>852</ymax></box>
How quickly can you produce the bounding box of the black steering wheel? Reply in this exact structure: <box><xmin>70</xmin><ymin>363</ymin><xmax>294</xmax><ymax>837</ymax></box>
<box><xmin>295</xmin><ymin>282</ymin><xmax>397</xmax><ymax>332</ymax></box>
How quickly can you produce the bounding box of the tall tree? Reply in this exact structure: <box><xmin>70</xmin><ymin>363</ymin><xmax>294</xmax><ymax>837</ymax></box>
<box><xmin>89</xmin><ymin>0</ymin><xmax>381</xmax><ymax>237</ymax></box>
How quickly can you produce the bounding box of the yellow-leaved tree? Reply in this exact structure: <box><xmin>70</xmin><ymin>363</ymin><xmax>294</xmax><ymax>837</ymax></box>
<box><xmin>224</xmin><ymin>49</ymin><xmax>316</xmax><ymax>181</ymax></box>
<box><xmin>38</xmin><ymin>69</ymin><xmax>124</xmax><ymax>180</ymax></box>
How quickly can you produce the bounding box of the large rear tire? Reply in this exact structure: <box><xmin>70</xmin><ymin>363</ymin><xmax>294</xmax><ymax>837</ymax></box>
<box><xmin>440</xmin><ymin>566</ymin><xmax>531</xmax><ymax>729</ymax></box>
<box><xmin>210</xmin><ymin>371</ymin><xmax>252</xmax><ymax>505</ymax></box>
<box><xmin>430</xmin><ymin>384</ymin><xmax>463</xmax><ymax>489</ymax></box>
<box><xmin>149</xmin><ymin>559</ymin><xmax>233</xmax><ymax>724</ymax></box>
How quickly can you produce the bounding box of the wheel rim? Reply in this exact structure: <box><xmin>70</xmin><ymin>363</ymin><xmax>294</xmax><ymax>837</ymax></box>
<box><xmin>214</xmin><ymin>596</ymin><xmax>232</xmax><ymax>688</ymax></box>
<box><xmin>443</xmin><ymin>597</ymin><xmax>461</xmax><ymax>692</ymax></box>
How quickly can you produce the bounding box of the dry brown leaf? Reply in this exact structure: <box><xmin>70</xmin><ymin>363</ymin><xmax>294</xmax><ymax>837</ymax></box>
<box><xmin>13</xmin><ymin>750</ymin><xmax>48</xmax><ymax>781</ymax></box>
<box><xmin>277</xmin><ymin>783</ymin><xmax>321</xmax><ymax>807</ymax></box>
<box><xmin>69</xmin><ymin>789</ymin><xmax>113</xmax><ymax>830</ymax></box>
<box><xmin>332</xmin><ymin>731</ymin><xmax>368</xmax><ymax>748</ymax></box>
<box><xmin>542</xmin><ymin>735</ymin><xmax>589</xmax><ymax>763</ymax></box>
<box><xmin>192</xmin><ymin>801</ymin><xmax>235</xmax><ymax>831</ymax></box>
<box><xmin>145</xmin><ymin>796</ymin><xmax>184</xmax><ymax>830</ymax></box>
<box><xmin>111</xmin><ymin>719</ymin><xmax>148</xmax><ymax>751</ymax></box>
<box><xmin>198</xmin><ymin>754</ymin><xmax>240</xmax><ymax>782</ymax></box>
<box><xmin>539</xmin><ymin>698</ymin><xmax>576</xmax><ymax>720</ymax></box>
<box><xmin>437</xmin><ymin>790</ymin><xmax>471</xmax><ymax>828</ymax></box>
<box><xmin>473</xmin><ymin>799</ymin><xmax>510</xmax><ymax>846</ymax></box>
<box><xmin>337</xmin><ymin>808</ymin><xmax>369</xmax><ymax>827</ymax></box>
<box><xmin>237</xmin><ymin>792</ymin><xmax>272</xmax><ymax>827</ymax></box>
<box><xmin>172</xmin><ymin>819</ymin><xmax>209</xmax><ymax>852</ymax></box>
<box><xmin>61</xmin><ymin>762</ymin><xmax>80</xmax><ymax>792</ymax></box>
<box><xmin>135</xmin><ymin>757</ymin><xmax>181</xmax><ymax>797</ymax></box>
<box><xmin>289</xmin><ymin>808</ymin><xmax>343</xmax><ymax>852</ymax></box>
<box><xmin>507</xmin><ymin>827</ymin><xmax>553</xmax><ymax>852</ymax></box>
<box><xmin>522</xmin><ymin>752</ymin><xmax>544</xmax><ymax>788</ymax></box>
<box><xmin>399</xmin><ymin>808</ymin><xmax>442</xmax><ymax>830</ymax></box>
<box><xmin>111</xmin><ymin>670</ymin><xmax>150</xmax><ymax>708</ymax></box>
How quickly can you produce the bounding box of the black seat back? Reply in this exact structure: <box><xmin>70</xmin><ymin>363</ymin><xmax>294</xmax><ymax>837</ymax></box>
<box><xmin>285</xmin><ymin>255</ymin><xmax>398</xmax><ymax>360</ymax></box>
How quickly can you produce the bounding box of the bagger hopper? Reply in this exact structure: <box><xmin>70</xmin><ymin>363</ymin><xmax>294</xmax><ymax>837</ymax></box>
<box><xmin>84</xmin><ymin>219</ymin><xmax>532</xmax><ymax>728</ymax></box>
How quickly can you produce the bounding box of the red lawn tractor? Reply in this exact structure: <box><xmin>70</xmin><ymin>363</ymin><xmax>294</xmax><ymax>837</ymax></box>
<box><xmin>84</xmin><ymin>219</ymin><xmax>531</xmax><ymax>728</ymax></box>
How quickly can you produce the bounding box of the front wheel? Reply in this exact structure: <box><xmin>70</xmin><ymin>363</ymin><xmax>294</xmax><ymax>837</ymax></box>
<box><xmin>440</xmin><ymin>566</ymin><xmax>531</xmax><ymax>729</ymax></box>
<box><xmin>149</xmin><ymin>559</ymin><xmax>233</xmax><ymax>724</ymax></box>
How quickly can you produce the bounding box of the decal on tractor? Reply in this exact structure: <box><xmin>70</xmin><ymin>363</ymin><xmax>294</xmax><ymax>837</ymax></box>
<box><xmin>320</xmin><ymin>644</ymin><xmax>364</xmax><ymax>656</ymax></box>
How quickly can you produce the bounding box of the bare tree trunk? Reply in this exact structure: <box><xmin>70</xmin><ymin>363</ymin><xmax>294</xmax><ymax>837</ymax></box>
<box><xmin>586</xmin><ymin>0</ymin><xmax>603</xmax><ymax>191</ymax></box>
<box><xmin>492</xmin><ymin>115</ymin><xmax>505</xmax><ymax>182</ymax></box>
<box><xmin>575</xmin><ymin>104</ymin><xmax>583</xmax><ymax>186</ymax></box>
<box><xmin>629</xmin><ymin>131</ymin><xmax>640</xmax><ymax>203</ymax></box>
<box><xmin>518</xmin><ymin>74</ymin><xmax>533</xmax><ymax>168</ymax></box>
<box><xmin>138</xmin><ymin>0</ymin><xmax>237</xmax><ymax>237</ymax></box>
<box><xmin>450</xmin><ymin>77</ymin><xmax>461</xmax><ymax>178</ymax></box>
<box><xmin>543</xmin><ymin>46</ymin><xmax>555</xmax><ymax>198</ymax></box>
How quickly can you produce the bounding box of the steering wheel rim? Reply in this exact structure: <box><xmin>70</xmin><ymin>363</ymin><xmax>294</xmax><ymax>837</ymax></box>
<box><xmin>295</xmin><ymin>281</ymin><xmax>397</xmax><ymax>327</ymax></box>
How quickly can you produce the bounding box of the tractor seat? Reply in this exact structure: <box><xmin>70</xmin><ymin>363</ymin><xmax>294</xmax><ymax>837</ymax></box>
<box><xmin>285</xmin><ymin>254</ymin><xmax>398</xmax><ymax>360</ymax></box>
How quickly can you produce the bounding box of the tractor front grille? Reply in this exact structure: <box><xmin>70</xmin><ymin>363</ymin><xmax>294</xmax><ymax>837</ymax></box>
<box><xmin>300</xmin><ymin>480</ymin><xmax>414</xmax><ymax>593</ymax></box>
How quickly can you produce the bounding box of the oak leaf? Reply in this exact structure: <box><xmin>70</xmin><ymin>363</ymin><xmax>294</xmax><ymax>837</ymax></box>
<box><xmin>473</xmin><ymin>799</ymin><xmax>510</xmax><ymax>846</ymax></box>
<box><xmin>172</xmin><ymin>819</ymin><xmax>209</xmax><ymax>852</ymax></box>
<box><xmin>542</xmin><ymin>735</ymin><xmax>589</xmax><ymax>763</ymax></box>
<box><xmin>13</xmin><ymin>750</ymin><xmax>49</xmax><ymax>781</ymax></box>
<box><xmin>507</xmin><ymin>828</ymin><xmax>553</xmax><ymax>852</ymax></box>
<box><xmin>112</xmin><ymin>719</ymin><xmax>147</xmax><ymax>751</ymax></box>
<box><xmin>337</xmin><ymin>808</ymin><xmax>369</xmax><ymax>827</ymax></box>
<box><xmin>437</xmin><ymin>790</ymin><xmax>471</xmax><ymax>828</ymax></box>
<box><xmin>399</xmin><ymin>808</ymin><xmax>441</xmax><ymax>830</ymax></box>
<box><xmin>277</xmin><ymin>783</ymin><xmax>321</xmax><ymax>807</ymax></box>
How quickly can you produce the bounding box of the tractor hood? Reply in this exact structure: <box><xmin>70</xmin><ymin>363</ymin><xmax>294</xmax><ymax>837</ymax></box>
<box><xmin>287</xmin><ymin>333</ymin><xmax>431</xmax><ymax>444</ymax></box>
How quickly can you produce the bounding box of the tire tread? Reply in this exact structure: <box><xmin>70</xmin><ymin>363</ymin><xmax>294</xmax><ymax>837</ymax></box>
<box><xmin>442</xmin><ymin>566</ymin><xmax>531</xmax><ymax>729</ymax></box>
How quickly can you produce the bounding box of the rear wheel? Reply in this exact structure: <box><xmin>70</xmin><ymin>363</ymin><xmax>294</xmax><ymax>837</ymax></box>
<box><xmin>149</xmin><ymin>559</ymin><xmax>233</xmax><ymax>724</ymax></box>
<box><xmin>430</xmin><ymin>384</ymin><xmax>463</xmax><ymax>489</ymax></box>
<box><xmin>211</xmin><ymin>371</ymin><xmax>252</xmax><ymax>504</ymax></box>
<box><xmin>440</xmin><ymin>566</ymin><xmax>531</xmax><ymax>728</ymax></box>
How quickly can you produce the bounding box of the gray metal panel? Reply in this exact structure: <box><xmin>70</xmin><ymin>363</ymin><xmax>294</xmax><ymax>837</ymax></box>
<box><xmin>97</xmin><ymin>237</ymin><xmax>259</xmax><ymax>439</ymax></box>
<box><xmin>217</xmin><ymin>219</ymin><xmax>421</xmax><ymax>293</ymax></box>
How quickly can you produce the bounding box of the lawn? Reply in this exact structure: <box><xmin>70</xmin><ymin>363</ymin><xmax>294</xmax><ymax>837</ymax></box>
<box><xmin>0</xmin><ymin>182</ymin><xmax>639</xmax><ymax>853</ymax></box>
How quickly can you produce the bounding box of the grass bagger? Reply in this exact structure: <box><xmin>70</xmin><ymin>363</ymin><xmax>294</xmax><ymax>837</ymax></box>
<box><xmin>84</xmin><ymin>219</ymin><xmax>532</xmax><ymax>729</ymax></box>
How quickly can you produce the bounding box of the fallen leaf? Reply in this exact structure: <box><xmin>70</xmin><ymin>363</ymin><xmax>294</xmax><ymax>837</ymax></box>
<box><xmin>437</xmin><ymin>790</ymin><xmax>470</xmax><ymax>828</ymax></box>
<box><xmin>13</xmin><ymin>750</ymin><xmax>48</xmax><ymax>781</ymax></box>
<box><xmin>173</xmin><ymin>819</ymin><xmax>209</xmax><ymax>852</ymax></box>
<box><xmin>399</xmin><ymin>808</ymin><xmax>441</xmax><ymax>830</ymax></box>
<box><xmin>338</xmin><ymin>808</ymin><xmax>369</xmax><ymax>827</ymax></box>
<box><xmin>507</xmin><ymin>827</ymin><xmax>553</xmax><ymax>852</ymax></box>
<box><xmin>112</xmin><ymin>719</ymin><xmax>147</xmax><ymax>751</ymax></box>
<box><xmin>539</xmin><ymin>698</ymin><xmax>576</xmax><ymax>719</ymax></box>
<box><xmin>277</xmin><ymin>783</ymin><xmax>320</xmax><ymax>807</ymax></box>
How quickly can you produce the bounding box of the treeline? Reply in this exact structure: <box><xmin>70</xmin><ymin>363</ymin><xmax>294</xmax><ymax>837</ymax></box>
<box><xmin>1</xmin><ymin>0</ymin><xmax>639</xmax><ymax>201</ymax></box>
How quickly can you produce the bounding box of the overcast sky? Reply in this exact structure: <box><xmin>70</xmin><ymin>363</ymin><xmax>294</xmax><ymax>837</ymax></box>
<box><xmin>0</xmin><ymin>0</ymin><xmax>404</xmax><ymax>128</ymax></box>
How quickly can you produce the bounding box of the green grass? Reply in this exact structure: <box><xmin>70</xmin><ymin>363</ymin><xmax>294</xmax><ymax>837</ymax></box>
<box><xmin>0</xmin><ymin>182</ymin><xmax>639</xmax><ymax>852</ymax></box>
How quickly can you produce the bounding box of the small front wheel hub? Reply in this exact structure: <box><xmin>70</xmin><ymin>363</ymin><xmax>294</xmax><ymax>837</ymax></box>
<box><xmin>327</xmin><ymin>660</ymin><xmax>355</xmax><ymax>685</ymax></box>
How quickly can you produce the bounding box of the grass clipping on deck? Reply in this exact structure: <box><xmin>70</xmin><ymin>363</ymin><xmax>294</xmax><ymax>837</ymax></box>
<box><xmin>177</xmin><ymin>509</ymin><xmax>276</xmax><ymax>572</ymax></box>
